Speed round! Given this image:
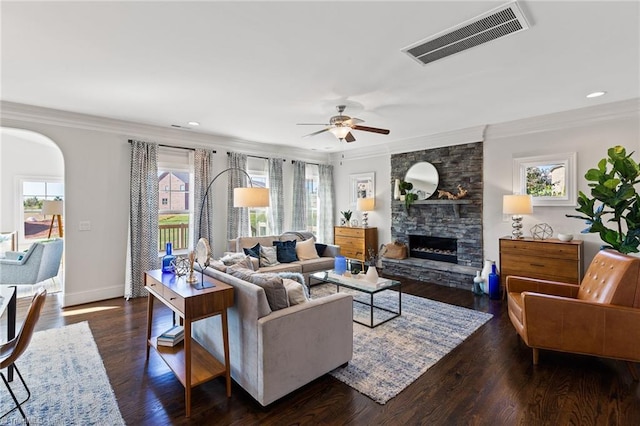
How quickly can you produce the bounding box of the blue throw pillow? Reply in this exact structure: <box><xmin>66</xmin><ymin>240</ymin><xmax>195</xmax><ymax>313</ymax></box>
<box><xmin>273</xmin><ymin>240</ymin><xmax>298</xmax><ymax>263</ymax></box>
<box><xmin>315</xmin><ymin>243</ymin><xmax>327</xmax><ymax>257</ymax></box>
<box><xmin>243</xmin><ymin>243</ymin><xmax>261</xmax><ymax>260</ymax></box>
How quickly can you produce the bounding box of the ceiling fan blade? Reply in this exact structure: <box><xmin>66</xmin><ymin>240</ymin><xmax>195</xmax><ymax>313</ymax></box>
<box><xmin>352</xmin><ymin>125</ymin><xmax>390</xmax><ymax>135</ymax></box>
<box><xmin>303</xmin><ymin>127</ymin><xmax>331</xmax><ymax>137</ymax></box>
<box><xmin>345</xmin><ymin>132</ymin><xmax>356</xmax><ymax>143</ymax></box>
<box><xmin>343</xmin><ymin>117</ymin><xmax>364</xmax><ymax>126</ymax></box>
<box><xmin>297</xmin><ymin>123</ymin><xmax>330</xmax><ymax>126</ymax></box>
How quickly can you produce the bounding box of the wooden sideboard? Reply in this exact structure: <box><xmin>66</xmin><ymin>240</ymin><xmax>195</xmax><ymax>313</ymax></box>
<box><xmin>499</xmin><ymin>237</ymin><xmax>584</xmax><ymax>289</ymax></box>
<box><xmin>334</xmin><ymin>226</ymin><xmax>378</xmax><ymax>262</ymax></box>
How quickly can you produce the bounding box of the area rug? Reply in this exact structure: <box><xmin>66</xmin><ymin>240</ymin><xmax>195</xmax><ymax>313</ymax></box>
<box><xmin>311</xmin><ymin>284</ymin><xmax>493</xmax><ymax>404</ymax></box>
<box><xmin>0</xmin><ymin>321</ymin><xmax>125</xmax><ymax>425</ymax></box>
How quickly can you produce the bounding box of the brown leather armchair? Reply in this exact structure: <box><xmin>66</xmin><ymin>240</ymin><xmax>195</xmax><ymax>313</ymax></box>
<box><xmin>506</xmin><ymin>249</ymin><xmax>640</xmax><ymax>377</ymax></box>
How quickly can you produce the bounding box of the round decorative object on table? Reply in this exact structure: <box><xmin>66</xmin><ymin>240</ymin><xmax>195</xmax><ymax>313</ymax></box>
<box><xmin>171</xmin><ymin>257</ymin><xmax>190</xmax><ymax>277</ymax></box>
<box><xmin>530</xmin><ymin>223</ymin><xmax>553</xmax><ymax>240</ymax></box>
<box><xmin>350</xmin><ymin>219</ymin><xmax>359</xmax><ymax>227</ymax></box>
<box><xmin>557</xmin><ymin>233</ymin><xmax>574</xmax><ymax>242</ymax></box>
<box><xmin>195</xmin><ymin>238</ymin><xmax>211</xmax><ymax>267</ymax></box>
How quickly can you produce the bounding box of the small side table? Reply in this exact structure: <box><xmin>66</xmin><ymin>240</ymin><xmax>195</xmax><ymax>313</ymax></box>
<box><xmin>144</xmin><ymin>270</ymin><xmax>234</xmax><ymax>417</ymax></box>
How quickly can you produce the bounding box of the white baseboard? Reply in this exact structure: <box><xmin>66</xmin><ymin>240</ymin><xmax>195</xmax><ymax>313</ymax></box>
<box><xmin>62</xmin><ymin>284</ymin><xmax>124</xmax><ymax>308</ymax></box>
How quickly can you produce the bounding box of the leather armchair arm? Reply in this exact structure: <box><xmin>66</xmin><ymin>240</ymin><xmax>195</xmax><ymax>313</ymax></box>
<box><xmin>506</xmin><ymin>275</ymin><xmax>579</xmax><ymax>298</ymax></box>
<box><xmin>522</xmin><ymin>292</ymin><xmax>640</xmax><ymax>361</ymax></box>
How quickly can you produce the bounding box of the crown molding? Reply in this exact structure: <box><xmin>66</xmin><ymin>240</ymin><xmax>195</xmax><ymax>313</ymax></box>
<box><xmin>0</xmin><ymin>101</ymin><xmax>328</xmax><ymax>163</ymax></box>
<box><xmin>485</xmin><ymin>98</ymin><xmax>640</xmax><ymax>140</ymax></box>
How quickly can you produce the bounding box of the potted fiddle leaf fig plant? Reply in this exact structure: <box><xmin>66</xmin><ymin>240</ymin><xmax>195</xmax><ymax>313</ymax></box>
<box><xmin>566</xmin><ymin>145</ymin><xmax>640</xmax><ymax>254</ymax></box>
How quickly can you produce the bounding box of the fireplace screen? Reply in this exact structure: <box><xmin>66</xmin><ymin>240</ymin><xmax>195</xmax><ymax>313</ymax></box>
<box><xmin>408</xmin><ymin>235</ymin><xmax>458</xmax><ymax>264</ymax></box>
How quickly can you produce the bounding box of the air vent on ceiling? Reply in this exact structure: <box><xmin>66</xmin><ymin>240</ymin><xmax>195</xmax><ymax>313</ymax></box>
<box><xmin>402</xmin><ymin>1</ymin><xmax>530</xmax><ymax>65</ymax></box>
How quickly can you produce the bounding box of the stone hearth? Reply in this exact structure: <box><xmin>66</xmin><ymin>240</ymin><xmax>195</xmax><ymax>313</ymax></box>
<box><xmin>383</xmin><ymin>142</ymin><xmax>483</xmax><ymax>289</ymax></box>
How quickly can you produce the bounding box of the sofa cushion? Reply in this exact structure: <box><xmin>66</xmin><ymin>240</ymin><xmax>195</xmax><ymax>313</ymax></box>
<box><xmin>257</xmin><ymin>263</ymin><xmax>302</xmax><ymax>274</ymax></box>
<box><xmin>227</xmin><ymin>264</ymin><xmax>256</xmax><ymax>282</ymax></box>
<box><xmin>296</xmin><ymin>257</ymin><xmax>336</xmax><ymax>273</ymax></box>
<box><xmin>273</xmin><ymin>240</ymin><xmax>298</xmax><ymax>263</ymax></box>
<box><xmin>209</xmin><ymin>259</ymin><xmax>227</xmax><ymax>272</ymax></box>
<box><xmin>295</xmin><ymin>238</ymin><xmax>319</xmax><ymax>261</ymax></box>
<box><xmin>259</xmin><ymin>245</ymin><xmax>280</xmax><ymax>267</ymax></box>
<box><xmin>243</xmin><ymin>242</ymin><xmax>261</xmax><ymax>260</ymax></box>
<box><xmin>283</xmin><ymin>278</ymin><xmax>308</xmax><ymax>305</ymax></box>
<box><xmin>220</xmin><ymin>252</ymin><xmax>249</xmax><ymax>266</ymax></box>
<box><xmin>250</xmin><ymin>274</ymin><xmax>289</xmax><ymax>311</ymax></box>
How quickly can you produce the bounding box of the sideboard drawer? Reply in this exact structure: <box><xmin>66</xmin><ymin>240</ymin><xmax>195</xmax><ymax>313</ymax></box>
<box><xmin>163</xmin><ymin>286</ymin><xmax>185</xmax><ymax>312</ymax></box>
<box><xmin>500</xmin><ymin>253</ymin><xmax>580</xmax><ymax>282</ymax></box>
<box><xmin>335</xmin><ymin>227</ymin><xmax>365</xmax><ymax>238</ymax></box>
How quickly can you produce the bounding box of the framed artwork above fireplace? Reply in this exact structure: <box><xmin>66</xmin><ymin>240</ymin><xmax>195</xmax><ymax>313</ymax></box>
<box><xmin>513</xmin><ymin>152</ymin><xmax>577</xmax><ymax>206</ymax></box>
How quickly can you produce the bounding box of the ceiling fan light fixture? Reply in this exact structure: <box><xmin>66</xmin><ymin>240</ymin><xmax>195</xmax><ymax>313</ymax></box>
<box><xmin>329</xmin><ymin>126</ymin><xmax>351</xmax><ymax>139</ymax></box>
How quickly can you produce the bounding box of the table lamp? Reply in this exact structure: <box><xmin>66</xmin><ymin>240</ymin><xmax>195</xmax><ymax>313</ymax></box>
<box><xmin>503</xmin><ymin>194</ymin><xmax>533</xmax><ymax>239</ymax></box>
<box><xmin>356</xmin><ymin>197</ymin><xmax>375</xmax><ymax>227</ymax></box>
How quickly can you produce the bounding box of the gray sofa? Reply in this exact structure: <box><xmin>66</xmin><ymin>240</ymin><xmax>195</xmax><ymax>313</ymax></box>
<box><xmin>193</xmin><ymin>265</ymin><xmax>353</xmax><ymax>406</ymax></box>
<box><xmin>227</xmin><ymin>231</ymin><xmax>340</xmax><ymax>280</ymax></box>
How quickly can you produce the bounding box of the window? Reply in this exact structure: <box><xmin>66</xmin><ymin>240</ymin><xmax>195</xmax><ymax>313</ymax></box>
<box><xmin>247</xmin><ymin>157</ymin><xmax>270</xmax><ymax>237</ymax></box>
<box><xmin>22</xmin><ymin>180</ymin><xmax>64</xmax><ymax>243</ymax></box>
<box><xmin>158</xmin><ymin>147</ymin><xmax>193</xmax><ymax>254</ymax></box>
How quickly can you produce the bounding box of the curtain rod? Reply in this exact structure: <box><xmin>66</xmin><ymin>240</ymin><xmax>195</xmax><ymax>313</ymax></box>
<box><xmin>291</xmin><ymin>160</ymin><xmax>320</xmax><ymax>166</ymax></box>
<box><xmin>227</xmin><ymin>152</ymin><xmax>286</xmax><ymax>162</ymax></box>
<box><xmin>128</xmin><ymin>139</ymin><xmax>216</xmax><ymax>153</ymax></box>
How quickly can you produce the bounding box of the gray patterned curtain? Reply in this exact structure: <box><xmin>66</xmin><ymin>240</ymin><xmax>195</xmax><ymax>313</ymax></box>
<box><xmin>126</xmin><ymin>140</ymin><xmax>159</xmax><ymax>298</ymax></box>
<box><xmin>318</xmin><ymin>164</ymin><xmax>335</xmax><ymax>243</ymax></box>
<box><xmin>268</xmin><ymin>157</ymin><xmax>284</xmax><ymax>235</ymax></box>
<box><xmin>227</xmin><ymin>152</ymin><xmax>250</xmax><ymax>240</ymax></box>
<box><xmin>292</xmin><ymin>160</ymin><xmax>307</xmax><ymax>231</ymax></box>
<box><xmin>194</xmin><ymin>149</ymin><xmax>214</xmax><ymax>243</ymax></box>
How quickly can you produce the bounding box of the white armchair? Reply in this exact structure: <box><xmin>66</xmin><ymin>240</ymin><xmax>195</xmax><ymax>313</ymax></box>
<box><xmin>0</xmin><ymin>239</ymin><xmax>63</xmax><ymax>285</ymax></box>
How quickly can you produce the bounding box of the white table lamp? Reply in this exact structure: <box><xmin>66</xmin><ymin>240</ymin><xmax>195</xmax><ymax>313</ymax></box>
<box><xmin>356</xmin><ymin>197</ymin><xmax>375</xmax><ymax>227</ymax></box>
<box><xmin>503</xmin><ymin>194</ymin><xmax>533</xmax><ymax>239</ymax></box>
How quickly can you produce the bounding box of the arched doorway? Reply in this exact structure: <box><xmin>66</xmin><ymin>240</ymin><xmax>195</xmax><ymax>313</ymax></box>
<box><xmin>0</xmin><ymin>127</ymin><xmax>65</xmax><ymax>296</ymax></box>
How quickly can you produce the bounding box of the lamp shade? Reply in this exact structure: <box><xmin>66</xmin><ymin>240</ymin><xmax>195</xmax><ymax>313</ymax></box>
<box><xmin>356</xmin><ymin>197</ymin><xmax>375</xmax><ymax>211</ymax></box>
<box><xmin>233</xmin><ymin>187</ymin><xmax>270</xmax><ymax>208</ymax></box>
<box><xmin>503</xmin><ymin>194</ymin><xmax>533</xmax><ymax>215</ymax></box>
<box><xmin>329</xmin><ymin>126</ymin><xmax>351</xmax><ymax>139</ymax></box>
<box><xmin>42</xmin><ymin>200</ymin><xmax>63</xmax><ymax>216</ymax></box>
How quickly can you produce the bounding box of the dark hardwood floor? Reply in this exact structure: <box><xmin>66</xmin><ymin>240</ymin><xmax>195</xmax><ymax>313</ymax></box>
<box><xmin>12</xmin><ymin>276</ymin><xmax>640</xmax><ymax>425</ymax></box>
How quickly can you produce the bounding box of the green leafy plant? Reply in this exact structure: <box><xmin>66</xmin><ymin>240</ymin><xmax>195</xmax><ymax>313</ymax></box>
<box><xmin>566</xmin><ymin>146</ymin><xmax>640</xmax><ymax>254</ymax></box>
<box><xmin>340</xmin><ymin>210</ymin><xmax>352</xmax><ymax>222</ymax></box>
<box><xmin>399</xmin><ymin>180</ymin><xmax>418</xmax><ymax>209</ymax></box>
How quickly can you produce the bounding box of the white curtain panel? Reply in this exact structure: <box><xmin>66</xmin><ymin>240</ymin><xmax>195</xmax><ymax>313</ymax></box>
<box><xmin>126</xmin><ymin>140</ymin><xmax>159</xmax><ymax>298</ymax></box>
<box><xmin>292</xmin><ymin>160</ymin><xmax>307</xmax><ymax>231</ymax></box>
<box><xmin>318</xmin><ymin>164</ymin><xmax>335</xmax><ymax>244</ymax></box>
<box><xmin>227</xmin><ymin>152</ymin><xmax>250</xmax><ymax>240</ymax></box>
<box><xmin>194</xmin><ymin>149</ymin><xmax>214</xmax><ymax>243</ymax></box>
<box><xmin>268</xmin><ymin>157</ymin><xmax>284</xmax><ymax>235</ymax></box>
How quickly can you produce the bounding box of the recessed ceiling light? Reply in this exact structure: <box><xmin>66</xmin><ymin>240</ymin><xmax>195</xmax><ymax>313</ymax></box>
<box><xmin>586</xmin><ymin>91</ymin><xmax>607</xmax><ymax>98</ymax></box>
<box><xmin>188</xmin><ymin>121</ymin><xmax>200</xmax><ymax>126</ymax></box>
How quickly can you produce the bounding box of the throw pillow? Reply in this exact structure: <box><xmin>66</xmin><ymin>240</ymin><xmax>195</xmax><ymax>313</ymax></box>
<box><xmin>243</xmin><ymin>242</ymin><xmax>261</xmax><ymax>260</ymax></box>
<box><xmin>273</xmin><ymin>240</ymin><xmax>298</xmax><ymax>263</ymax></box>
<box><xmin>227</xmin><ymin>263</ymin><xmax>256</xmax><ymax>282</ymax></box>
<box><xmin>315</xmin><ymin>243</ymin><xmax>327</xmax><ymax>257</ymax></box>
<box><xmin>259</xmin><ymin>245</ymin><xmax>280</xmax><ymax>267</ymax></box>
<box><xmin>283</xmin><ymin>278</ymin><xmax>308</xmax><ymax>305</ymax></box>
<box><xmin>295</xmin><ymin>237</ymin><xmax>319</xmax><ymax>261</ymax></box>
<box><xmin>250</xmin><ymin>274</ymin><xmax>289</xmax><ymax>311</ymax></box>
<box><xmin>209</xmin><ymin>259</ymin><xmax>227</xmax><ymax>272</ymax></box>
<box><xmin>220</xmin><ymin>252</ymin><xmax>249</xmax><ymax>266</ymax></box>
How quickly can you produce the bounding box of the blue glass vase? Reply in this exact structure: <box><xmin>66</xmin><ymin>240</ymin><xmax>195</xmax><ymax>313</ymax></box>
<box><xmin>488</xmin><ymin>264</ymin><xmax>500</xmax><ymax>300</ymax></box>
<box><xmin>162</xmin><ymin>242</ymin><xmax>176</xmax><ymax>273</ymax></box>
<box><xmin>334</xmin><ymin>255</ymin><xmax>347</xmax><ymax>275</ymax></box>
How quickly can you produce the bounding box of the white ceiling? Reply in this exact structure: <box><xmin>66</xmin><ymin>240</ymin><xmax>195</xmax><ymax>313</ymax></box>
<box><xmin>2</xmin><ymin>1</ymin><xmax>639</xmax><ymax>152</ymax></box>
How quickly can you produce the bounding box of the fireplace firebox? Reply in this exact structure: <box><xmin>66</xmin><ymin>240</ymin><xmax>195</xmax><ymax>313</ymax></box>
<box><xmin>408</xmin><ymin>235</ymin><xmax>458</xmax><ymax>264</ymax></box>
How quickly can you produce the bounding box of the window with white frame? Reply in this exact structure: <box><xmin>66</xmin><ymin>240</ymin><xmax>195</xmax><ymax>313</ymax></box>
<box><xmin>21</xmin><ymin>180</ymin><xmax>64</xmax><ymax>243</ymax></box>
<box><xmin>305</xmin><ymin>164</ymin><xmax>319</xmax><ymax>235</ymax></box>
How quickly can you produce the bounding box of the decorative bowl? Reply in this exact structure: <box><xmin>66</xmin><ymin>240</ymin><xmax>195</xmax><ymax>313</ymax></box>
<box><xmin>557</xmin><ymin>233</ymin><xmax>574</xmax><ymax>242</ymax></box>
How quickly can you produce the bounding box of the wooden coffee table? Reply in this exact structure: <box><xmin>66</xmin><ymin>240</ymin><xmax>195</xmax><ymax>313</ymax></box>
<box><xmin>309</xmin><ymin>270</ymin><xmax>401</xmax><ymax>328</ymax></box>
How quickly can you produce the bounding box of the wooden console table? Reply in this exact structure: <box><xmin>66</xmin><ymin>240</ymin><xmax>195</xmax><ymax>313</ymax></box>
<box><xmin>144</xmin><ymin>269</ymin><xmax>234</xmax><ymax>417</ymax></box>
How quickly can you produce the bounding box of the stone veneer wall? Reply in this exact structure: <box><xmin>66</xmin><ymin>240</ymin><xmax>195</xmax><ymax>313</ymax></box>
<box><xmin>383</xmin><ymin>141</ymin><xmax>483</xmax><ymax>289</ymax></box>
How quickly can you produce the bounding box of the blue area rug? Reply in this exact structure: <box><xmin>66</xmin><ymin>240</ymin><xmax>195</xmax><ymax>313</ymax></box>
<box><xmin>0</xmin><ymin>321</ymin><xmax>125</xmax><ymax>425</ymax></box>
<box><xmin>312</xmin><ymin>284</ymin><xmax>492</xmax><ymax>404</ymax></box>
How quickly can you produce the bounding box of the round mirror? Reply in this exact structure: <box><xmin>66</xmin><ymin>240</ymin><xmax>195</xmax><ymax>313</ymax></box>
<box><xmin>404</xmin><ymin>162</ymin><xmax>439</xmax><ymax>200</ymax></box>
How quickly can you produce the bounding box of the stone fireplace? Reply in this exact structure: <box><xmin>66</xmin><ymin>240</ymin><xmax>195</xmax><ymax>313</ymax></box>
<box><xmin>382</xmin><ymin>142</ymin><xmax>483</xmax><ymax>289</ymax></box>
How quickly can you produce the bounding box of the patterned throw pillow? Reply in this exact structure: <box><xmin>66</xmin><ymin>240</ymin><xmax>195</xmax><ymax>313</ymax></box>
<box><xmin>295</xmin><ymin>238</ymin><xmax>319</xmax><ymax>261</ymax></box>
<box><xmin>259</xmin><ymin>246</ymin><xmax>280</xmax><ymax>267</ymax></box>
<box><xmin>273</xmin><ymin>240</ymin><xmax>298</xmax><ymax>263</ymax></box>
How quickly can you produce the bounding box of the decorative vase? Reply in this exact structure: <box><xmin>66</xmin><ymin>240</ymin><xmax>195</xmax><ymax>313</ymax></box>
<box><xmin>488</xmin><ymin>263</ymin><xmax>500</xmax><ymax>300</ymax></box>
<box><xmin>365</xmin><ymin>265</ymin><xmax>379</xmax><ymax>283</ymax></box>
<box><xmin>481</xmin><ymin>260</ymin><xmax>497</xmax><ymax>294</ymax></box>
<box><xmin>162</xmin><ymin>242</ymin><xmax>176</xmax><ymax>273</ymax></box>
<box><xmin>472</xmin><ymin>271</ymin><xmax>484</xmax><ymax>295</ymax></box>
<box><xmin>394</xmin><ymin>179</ymin><xmax>401</xmax><ymax>200</ymax></box>
<box><xmin>334</xmin><ymin>255</ymin><xmax>347</xmax><ymax>275</ymax></box>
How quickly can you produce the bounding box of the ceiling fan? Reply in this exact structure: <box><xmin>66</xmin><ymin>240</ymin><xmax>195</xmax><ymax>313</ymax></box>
<box><xmin>298</xmin><ymin>105</ymin><xmax>390</xmax><ymax>143</ymax></box>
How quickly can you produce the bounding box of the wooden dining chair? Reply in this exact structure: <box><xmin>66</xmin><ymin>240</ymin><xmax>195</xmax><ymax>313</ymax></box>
<box><xmin>0</xmin><ymin>287</ymin><xmax>47</xmax><ymax>425</ymax></box>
